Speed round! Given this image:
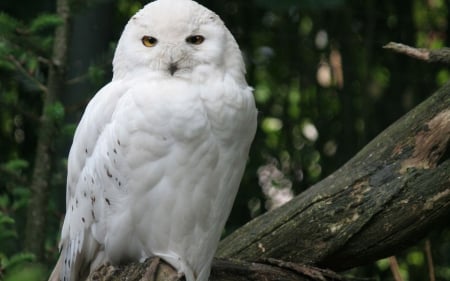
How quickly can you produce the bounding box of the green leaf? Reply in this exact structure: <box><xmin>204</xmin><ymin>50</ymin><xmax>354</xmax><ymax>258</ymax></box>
<box><xmin>25</xmin><ymin>56</ymin><xmax>38</xmax><ymax>74</ymax></box>
<box><xmin>0</xmin><ymin>195</ymin><xmax>11</xmax><ymax>208</ymax></box>
<box><xmin>61</xmin><ymin>123</ymin><xmax>77</xmax><ymax>137</ymax></box>
<box><xmin>3</xmin><ymin>159</ymin><xmax>29</xmax><ymax>172</ymax></box>
<box><xmin>28</xmin><ymin>14</ymin><xmax>62</xmax><ymax>34</ymax></box>
<box><xmin>0</xmin><ymin>59</ymin><xmax>15</xmax><ymax>71</ymax></box>
<box><xmin>0</xmin><ymin>12</ymin><xmax>21</xmax><ymax>36</ymax></box>
<box><xmin>0</xmin><ymin>229</ymin><xmax>17</xmax><ymax>240</ymax></box>
<box><xmin>3</xmin><ymin>262</ymin><xmax>46</xmax><ymax>281</ymax></box>
<box><xmin>0</xmin><ymin>211</ymin><xmax>17</xmax><ymax>240</ymax></box>
<box><xmin>3</xmin><ymin>252</ymin><xmax>35</xmax><ymax>269</ymax></box>
<box><xmin>0</xmin><ymin>212</ymin><xmax>15</xmax><ymax>225</ymax></box>
<box><xmin>11</xmin><ymin>187</ymin><xmax>30</xmax><ymax>210</ymax></box>
<box><xmin>44</xmin><ymin>102</ymin><xmax>65</xmax><ymax>121</ymax></box>
<box><xmin>88</xmin><ymin>65</ymin><xmax>106</xmax><ymax>85</ymax></box>
<box><xmin>0</xmin><ymin>38</ymin><xmax>12</xmax><ymax>55</ymax></box>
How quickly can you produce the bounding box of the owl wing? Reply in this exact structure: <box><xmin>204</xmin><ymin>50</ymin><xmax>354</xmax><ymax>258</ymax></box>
<box><xmin>55</xmin><ymin>78</ymin><xmax>210</xmax><ymax>281</ymax></box>
<box><xmin>52</xmin><ymin>80</ymin><xmax>131</xmax><ymax>281</ymax></box>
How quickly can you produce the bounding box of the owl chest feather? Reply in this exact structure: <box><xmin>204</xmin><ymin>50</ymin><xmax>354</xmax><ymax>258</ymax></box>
<box><xmin>79</xmin><ymin>77</ymin><xmax>255</xmax><ymax>268</ymax></box>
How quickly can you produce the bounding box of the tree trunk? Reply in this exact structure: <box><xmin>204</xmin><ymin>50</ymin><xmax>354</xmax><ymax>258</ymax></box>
<box><xmin>87</xmin><ymin>81</ymin><xmax>450</xmax><ymax>280</ymax></box>
<box><xmin>24</xmin><ymin>0</ymin><xmax>70</xmax><ymax>260</ymax></box>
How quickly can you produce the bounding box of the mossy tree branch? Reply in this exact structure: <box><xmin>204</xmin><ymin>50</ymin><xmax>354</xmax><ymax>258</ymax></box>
<box><xmin>218</xmin><ymin>81</ymin><xmax>450</xmax><ymax>270</ymax></box>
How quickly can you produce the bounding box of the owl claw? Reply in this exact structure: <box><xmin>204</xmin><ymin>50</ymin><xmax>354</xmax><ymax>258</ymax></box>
<box><xmin>177</xmin><ymin>271</ymin><xmax>185</xmax><ymax>280</ymax></box>
<box><xmin>142</xmin><ymin>257</ymin><xmax>160</xmax><ymax>281</ymax></box>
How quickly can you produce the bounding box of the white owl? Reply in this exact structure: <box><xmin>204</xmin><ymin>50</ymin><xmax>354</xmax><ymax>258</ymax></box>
<box><xmin>48</xmin><ymin>0</ymin><xmax>257</xmax><ymax>280</ymax></box>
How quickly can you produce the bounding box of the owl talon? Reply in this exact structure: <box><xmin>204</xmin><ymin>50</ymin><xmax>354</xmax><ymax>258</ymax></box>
<box><xmin>142</xmin><ymin>257</ymin><xmax>160</xmax><ymax>281</ymax></box>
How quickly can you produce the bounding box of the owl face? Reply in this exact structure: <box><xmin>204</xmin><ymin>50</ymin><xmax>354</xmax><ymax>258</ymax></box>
<box><xmin>112</xmin><ymin>0</ymin><xmax>239</xmax><ymax>81</ymax></box>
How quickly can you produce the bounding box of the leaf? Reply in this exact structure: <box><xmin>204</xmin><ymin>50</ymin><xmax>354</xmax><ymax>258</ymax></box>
<box><xmin>44</xmin><ymin>101</ymin><xmax>65</xmax><ymax>121</ymax></box>
<box><xmin>3</xmin><ymin>261</ymin><xmax>46</xmax><ymax>281</ymax></box>
<box><xmin>62</xmin><ymin>123</ymin><xmax>77</xmax><ymax>137</ymax></box>
<box><xmin>0</xmin><ymin>59</ymin><xmax>15</xmax><ymax>71</ymax></box>
<box><xmin>0</xmin><ymin>229</ymin><xmax>17</xmax><ymax>241</ymax></box>
<box><xmin>88</xmin><ymin>65</ymin><xmax>106</xmax><ymax>85</ymax></box>
<box><xmin>28</xmin><ymin>14</ymin><xmax>62</xmax><ymax>34</ymax></box>
<box><xmin>3</xmin><ymin>252</ymin><xmax>35</xmax><ymax>269</ymax></box>
<box><xmin>11</xmin><ymin>187</ymin><xmax>30</xmax><ymax>211</ymax></box>
<box><xmin>0</xmin><ymin>212</ymin><xmax>15</xmax><ymax>225</ymax></box>
<box><xmin>0</xmin><ymin>38</ymin><xmax>13</xmax><ymax>56</ymax></box>
<box><xmin>3</xmin><ymin>159</ymin><xmax>29</xmax><ymax>172</ymax></box>
<box><xmin>25</xmin><ymin>56</ymin><xmax>38</xmax><ymax>74</ymax></box>
<box><xmin>4</xmin><ymin>268</ymin><xmax>46</xmax><ymax>281</ymax></box>
<box><xmin>0</xmin><ymin>211</ymin><xmax>17</xmax><ymax>240</ymax></box>
<box><xmin>0</xmin><ymin>195</ymin><xmax>11</xmax><ymax>209</ymax></box>
<box><xmin>0</xmin><ymin>12</ymin><xmax>21</xmax><ymax>36</ymax></box>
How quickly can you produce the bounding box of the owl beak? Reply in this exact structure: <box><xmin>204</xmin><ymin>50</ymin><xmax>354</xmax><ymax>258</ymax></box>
<box><xmin>168</xmin><ymin>62</ymin><xmax>178</xmax><ymax>76</ymax></box>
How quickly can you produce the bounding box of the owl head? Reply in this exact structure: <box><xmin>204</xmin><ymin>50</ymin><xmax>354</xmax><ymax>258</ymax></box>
<box><xmin>112</xmin><ymin>0</ymin><xmax>246</xmax><ymax>83</ymax></box>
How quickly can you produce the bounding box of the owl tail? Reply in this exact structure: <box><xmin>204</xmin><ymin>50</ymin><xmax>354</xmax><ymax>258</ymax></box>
<box><xmin>49</xmin><ymin>229</ymin><xmax>104</xmax><ymax>281</ymax></box>
<box><xmin>47</xmin><ymin>249</ymin><xmax>85</xmax><ymax>281</ymax></box>
<box><xmin>48</xmin><ymin>254</ymin><xmax>63</xmax><ymax>281</ymax></box>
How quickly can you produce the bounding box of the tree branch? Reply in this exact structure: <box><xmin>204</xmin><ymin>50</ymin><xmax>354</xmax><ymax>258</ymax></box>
<box><xmin>6</xmin><ymin>54</ymin><xmax>48</xmax><ymax>93</ymax></box>
<box><xmin>383</xmin><ymin>42</ymin><xmax>450</xmax><ymax>64</ymax></box>
<box><xmin>218</xmin><ymin>82</ymin><xmax>450</xmax><ymax>270</ymax></box>
<box><xmin>87</xmin><ymin>258</ymin><xmax>358</xmax><ymax>281</ymax></box>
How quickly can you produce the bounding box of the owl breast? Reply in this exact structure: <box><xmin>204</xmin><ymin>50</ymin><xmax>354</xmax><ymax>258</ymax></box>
<box><xmin>88</xmin><ymin>76</ymin><xmax>256</xmax><ymax>280</ymax></box>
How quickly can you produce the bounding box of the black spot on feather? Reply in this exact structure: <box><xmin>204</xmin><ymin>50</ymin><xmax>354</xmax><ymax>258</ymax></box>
<box><xmin>106</xmin><ymin>167</ymin><xmax>112</xmax><ymax>178</ymax></box>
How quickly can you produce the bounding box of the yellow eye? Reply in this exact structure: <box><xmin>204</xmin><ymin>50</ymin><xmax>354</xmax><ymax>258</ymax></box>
<box><xmin>142</xmin><ymin>36</ymin><xmax>158</xmax><ymax>47</ymax></box>
<box><xmin>186</xmin><ymin>35</ymin><xmax>205</xmax><ymax>45</ymax></box>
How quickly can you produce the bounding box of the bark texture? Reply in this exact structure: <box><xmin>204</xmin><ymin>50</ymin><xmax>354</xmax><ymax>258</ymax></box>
<box><xmin>218</xmin><ymin>81</ymin><xmax>450</xmax><ymax>270</ymax></box>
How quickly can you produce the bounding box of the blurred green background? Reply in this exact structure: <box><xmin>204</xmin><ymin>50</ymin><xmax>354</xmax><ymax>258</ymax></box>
<box><xmin>0</xmin><ymin>0</ymin><xmax>449</xmax><ymax>280</ymax></box>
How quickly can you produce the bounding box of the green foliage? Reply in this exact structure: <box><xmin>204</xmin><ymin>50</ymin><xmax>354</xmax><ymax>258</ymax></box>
<box><xmin>117</xmin><ymin>0</ymin><xmax>143</xmax><ymax>16</ymax></box>
<box><xmin>3</xmin><ymin>159</ymin><xmax>29</xmax><ymax>171</ymax></box>
<box><xmin>0</xmin><ymin>12</ymin><xmax>20</xmax><ymax>35</ymax></box>
<box><xmin>0</xmin><ymin>0</ymin><xmax>449</xmax><ymax>280</ymax></box>
<box><xmin>0</xmin><ymin>210</ymin><xmax>44</xmax><ymax>281</ymax></box>
<box><xmin>0</xmin><ymin>162</ymin><xmax>42</xmax><ymax>280</ymax></box>
<box><xmin>0</xmin><ymin>11</ymin><xmax>57</xmax><ymax>91</ymax></box>
<box><xmin>0</xmin><ymin>211</ymin><xmax>16</xmax><ymax>241</ymax></box>
<box><xmin>28</xmin><ymin>14</ymin><xmax>62</xmax><ymax>34</ymax></box>
<box><xmin>87</xmin><ymin>64</ymin><xmax>106</xmax><ymax>86</ymax></box>
<box><xmin>436</xmin><ymin>69</ymin><xmax>450</xmax><ymax>86</ymax></box>
<box><xmin>1</xmin><ymin>255</ymin><xmax>47</xmax><ymax>281</ymax></box>
<box><xmin>1</xmin><ymin>251</ymin><xmax>35</xmax><ymax>273</ymax></box>
<box><xmin>44</xmin><ymin>102</ymin><xmax>65</xmax><ymax>122</ymax></box>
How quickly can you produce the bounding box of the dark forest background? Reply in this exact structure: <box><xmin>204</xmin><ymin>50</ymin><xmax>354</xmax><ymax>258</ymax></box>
<box><xmin>0</xmin><ymin>0</ymin><xmax>449</xmax><ymax>280</ymax></box>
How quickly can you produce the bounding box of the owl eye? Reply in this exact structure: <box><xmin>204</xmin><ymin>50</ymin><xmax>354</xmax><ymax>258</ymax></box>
<box><xmin>142</xmin><ymin>36</ymin><xmax>158</xmax><ymax>47</ymax></box>
<box><xmin>186</xmin><ymin>35</ymin><xmax>205</xmax><ymax>45</ymax></box>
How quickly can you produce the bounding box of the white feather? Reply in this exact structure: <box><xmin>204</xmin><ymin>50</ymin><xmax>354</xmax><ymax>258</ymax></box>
<box><xmin>51</xmin><ymin>1</ymin><xmax>257</xmax><ymax>281</ymax></box>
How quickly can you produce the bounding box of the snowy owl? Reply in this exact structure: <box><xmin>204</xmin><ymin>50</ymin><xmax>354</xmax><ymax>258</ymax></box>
<box><xmin>48</xmin><ymin>0</ymin><xmax>257</xmax><ymax>281</ymax></box>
